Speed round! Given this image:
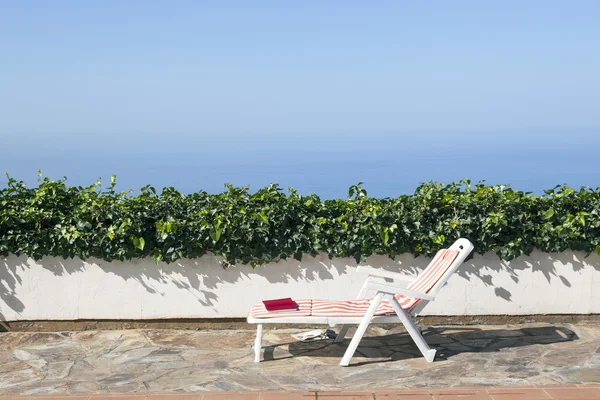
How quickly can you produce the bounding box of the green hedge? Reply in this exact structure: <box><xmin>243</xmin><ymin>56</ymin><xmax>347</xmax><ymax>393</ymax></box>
<box><xmin>1</xmin><ymin>174</ymin><xmax>600</xmax><ymax>266</ymax></box>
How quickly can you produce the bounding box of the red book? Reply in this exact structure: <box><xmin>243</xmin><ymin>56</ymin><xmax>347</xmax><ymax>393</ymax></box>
<box><xmin>263</xmin><ymin>298</ymin><xmax>297</xmax><ymax>311</ymax></box>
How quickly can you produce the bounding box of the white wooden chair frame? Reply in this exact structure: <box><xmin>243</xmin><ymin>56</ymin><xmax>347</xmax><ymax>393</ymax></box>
<box><xmin>248</xmin><ymin>238</ymin><xmax>474</xmax><ymax>366</ymax></box>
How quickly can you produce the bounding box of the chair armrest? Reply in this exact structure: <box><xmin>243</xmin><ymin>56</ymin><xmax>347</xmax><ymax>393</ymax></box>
<box><xmin>366</xmin><ymin>281</ymin><xmax>434</xmax><ymax>301</ymax></box>
<box><xmin>357</xmin><ymin>266</ymin><xmax>414</xmax><ymax>285</ymax></box>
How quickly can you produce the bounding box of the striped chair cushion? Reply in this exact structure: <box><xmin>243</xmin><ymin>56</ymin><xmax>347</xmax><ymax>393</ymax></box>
<box><xmin>401</xmin><ymin>248</ymin><xmax>460</xmax><ymax>311</ymax></box>
<box><xmin>311</xmin><ymin>298</ymin><xmax>396</xmax><ymax>317</ymax></box>
<box><xmin>248</xmin><ymin>299</ymin><xmax>397</xmax><ymax>319</ymax></box>
<box><xmin>248</xmin><ymin>299</ymin><xmax>313</xmax><ymax>319</ymax></box>
<box><xmin>248</xmin><ymin>249</ymin><xmax>459</xmax><ymax>319</ymax></box>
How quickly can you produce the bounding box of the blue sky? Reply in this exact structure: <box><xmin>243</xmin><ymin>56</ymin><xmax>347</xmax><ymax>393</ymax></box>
<box><xmin>1</xmin><ymin>1</ymin><xmax>599</xmax><ymax>197</ymax></box>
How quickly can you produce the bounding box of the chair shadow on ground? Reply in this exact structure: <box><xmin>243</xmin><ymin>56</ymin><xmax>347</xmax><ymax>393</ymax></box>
<box><xmin>261</xmin><ymin>325</ymin><xmax>578</xmax><ymax>366</ymax></box>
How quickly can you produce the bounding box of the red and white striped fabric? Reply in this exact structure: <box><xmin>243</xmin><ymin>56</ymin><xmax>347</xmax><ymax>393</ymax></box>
<box><xmin>248</xmin><ymin>249</ymin><xmax>459</xmax><ymax>319</ymax></box>
<box><xmin>311</xmin><ymin>298</ymin><xmax>396</xmax><ymax>317</ymax></box>
<box><xmin>248</xmin><ymin>299</ymin><xmax>313</xmax><ymax>319</ymax></box>
<box><xmin>397</xmin><ymin>248</ymin><xmax>459</xmax><ymax>312</ymax></box>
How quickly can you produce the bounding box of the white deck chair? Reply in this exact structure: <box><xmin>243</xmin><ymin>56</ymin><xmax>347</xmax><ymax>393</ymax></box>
<box><xmin>247</xmin><ymin>238</ymin><xmax>474</xmax><ymax>366</ymax></box>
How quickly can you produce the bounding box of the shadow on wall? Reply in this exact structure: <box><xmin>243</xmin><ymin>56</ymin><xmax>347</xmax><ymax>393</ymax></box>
<box><xmin>458</xmin><ymin>251</ymin><xmax>600</xmax><ymax>302</ymax></box>
<box><xmin>0</xmin><ymin>262</ymin><xmax>26</xmax><ymax>330</ymax></box>
<box><xmin>1</xmin><ymin>249</ymin><xmax>600</xmax><ymax>322</ymax></box>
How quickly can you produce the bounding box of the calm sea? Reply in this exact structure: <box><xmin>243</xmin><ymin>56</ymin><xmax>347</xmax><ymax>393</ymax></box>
<box><xmin>2</xmin><ymin>131</ymin><xmax>599</xmax><ymax>199</ymax></box>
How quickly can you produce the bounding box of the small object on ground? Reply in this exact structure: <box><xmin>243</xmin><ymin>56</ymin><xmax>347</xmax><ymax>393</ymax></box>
<box><xmin>291</xmin><ymin>329</ymin><xmax>337</xmax><ymax>341</ymax></box>
<box><xmin>325</xmin><ymin>329</ymin><xmax>337</xmax><ymax>339</ymax></box>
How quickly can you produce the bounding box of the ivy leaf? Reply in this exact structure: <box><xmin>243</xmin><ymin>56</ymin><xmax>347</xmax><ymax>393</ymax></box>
<box><xmin>380</xmin><ymin>228</ymin><xmax>389</xmax><ymax>245</ymax></box>
<box><xmin>132</xmin><ymin>236</ymin><xmax>145</xmax><ymax>251</ymax></box>
<box><xmin>259</xmin><ymin>212</ymin><xmax>269</xmax><ymax>224</ymax></box>
<box><xmin>210</xmin><ymin>227</ymin><xmax>222</xmax><ymax>242</ymax></box>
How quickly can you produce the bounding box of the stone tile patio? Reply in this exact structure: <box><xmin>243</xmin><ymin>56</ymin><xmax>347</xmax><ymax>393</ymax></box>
<box><xmin>0</xmin><ymin>323</ymin><xmax>599</xmax><ymax>396</ymax></box>
<box><xmin>1</xmin><ymin>386</ymin><xmax>600</xmax><ymax>399</ymax></box>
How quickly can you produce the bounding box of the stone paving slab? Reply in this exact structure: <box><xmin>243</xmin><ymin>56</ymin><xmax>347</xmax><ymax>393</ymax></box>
<box><xmin>0</xmin><ymin>323</ymin><xmax>599</xmax><ymax>395</ymax></box>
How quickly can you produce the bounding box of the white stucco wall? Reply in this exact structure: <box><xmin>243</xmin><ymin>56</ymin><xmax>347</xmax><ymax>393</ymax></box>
<box><xmin>1</xmin><ymin>250</ymin><xmax>599</xmax><ymax>321</ymax></box>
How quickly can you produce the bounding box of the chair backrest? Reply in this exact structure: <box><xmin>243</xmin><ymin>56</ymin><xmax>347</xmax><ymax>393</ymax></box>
<box><xmin>404</xmin><ymin>238</ymin><xmax>474</xmax><ymax>314</ymax></box>
<box><xmin>407</xmin><ymin>249</ymin><xmax>460</xmax><ymax>294</ymax></box>
<box><xmin>356</xmin><ymin>238</ymin><xmax>474</xmax><ymax>311</ymax></box>
<box><xmin>425</xmin><ymin>238</ymin><xmax>474</xmax><ymax>297</ymax></box>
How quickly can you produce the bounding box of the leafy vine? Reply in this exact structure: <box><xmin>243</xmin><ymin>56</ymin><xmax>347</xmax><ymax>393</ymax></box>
<box><xmin>1</xmin><ymin>174</ymin><xmax>599</xmax><ymax>266</ymax></box>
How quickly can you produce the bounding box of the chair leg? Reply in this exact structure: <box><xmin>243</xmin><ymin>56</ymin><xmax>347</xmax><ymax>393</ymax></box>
<box><xmin>254</xmin><ymin>324</ymin><xmax>263</xmax><ymax>362</ymax></box>
<box><xmin>335</xmin><ymin>325</ymin><xmax>350</xmax><ymax>343</ymax></box>
<box><xmin>339</xmin><ymin>293</ymin><xmax>383</xmax><ymax>366</ymax></box>
<box><xmin>388</xmin><ymin>296</ymin><xmax>436</xmax><ymax>362</ymax></box>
